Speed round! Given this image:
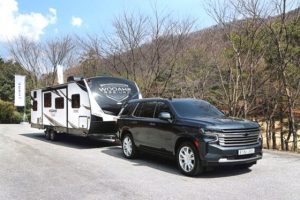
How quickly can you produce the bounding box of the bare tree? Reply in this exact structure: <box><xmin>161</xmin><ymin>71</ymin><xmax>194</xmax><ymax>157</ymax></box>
<box><xmin>44</xmin><ymin>35</ymin><xmax>75</xmax><ymax>85</ymax></box>
<box><xmin>76</xmin><ymin>34</ymin><xmax>104</xmax><ymax>76</ymax></box>
<box><xmin>101</xmin><ymin>8</ymin><xmax>194</xmax><ymax>97</ymax></box>
<box><xmin>8</xmin><ymin>36</ymin><xmax>43</xmax><ymax>87</ymax></box>
<box><xmin>263</xmin><ymin>0</ymin><xmax>300</xmax><ymax>151</ymax></box>
<box><xmin>205</xmin><ymin>0</ymin><xmax>269</xmax><ymax>117</ymax></box>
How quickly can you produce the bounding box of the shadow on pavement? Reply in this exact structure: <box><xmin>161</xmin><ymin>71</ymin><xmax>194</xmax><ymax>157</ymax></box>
<box><xmin>102</xmin><ymin>147</ymin><xmax>252</xmax><ymax>178</ymax></box>
<box><xmin>198</xmin><ymin>166</ymin><xmax>252</xmax><ymax>178</ymax></box>
<box><xmin>21</xmin><ymin>132</ymin><xmax>252</xmax><ymax>177</ymax></box>
<box><xmin>102</xmin><ymin>146</ymin><xmax>179</xmax><ymax>175</ymax></box>
<box><xmin>20</xmin><ymin>132</ymin><xmax>119</xmax><ymax>149</ymax></box>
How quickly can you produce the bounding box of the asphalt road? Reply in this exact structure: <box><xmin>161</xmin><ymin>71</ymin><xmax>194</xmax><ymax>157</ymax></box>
<box><xmin>1</xmin><ymin>124</ymin><xmax>300</xmax><ymax>200</ymax></box>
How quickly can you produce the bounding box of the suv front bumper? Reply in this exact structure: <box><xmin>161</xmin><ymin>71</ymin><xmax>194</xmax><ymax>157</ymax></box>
<box><xmin>200</xmin><ymin>142</ymin><xmax>262</xmax><ymax>166</ymax></box>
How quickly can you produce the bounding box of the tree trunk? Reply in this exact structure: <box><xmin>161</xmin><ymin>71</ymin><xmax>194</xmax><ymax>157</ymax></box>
<box><xmin>266</xmin><ymin>120</ymin><xmax>270</xmax><ymax>149</ymax></box>
<box><xmin>280</xmin><ymin>110</ymin><xmax>284</xmax><ymax>150</ymax></box>
<box><xmin>271</xmin><ymin>118</ymin><xmax>277</xmax><ymax>150</ymax></box>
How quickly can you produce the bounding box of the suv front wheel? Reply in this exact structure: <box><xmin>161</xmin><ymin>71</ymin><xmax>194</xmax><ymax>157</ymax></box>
<box><xmin>122</xmin><ymin>134</ymin><xmax>137</xmax><ymax>159</ymax></box>
<box><xmin>177</xmin><ymin>142</ymin><xmax>203</xmax><ymax>176</ymax></box>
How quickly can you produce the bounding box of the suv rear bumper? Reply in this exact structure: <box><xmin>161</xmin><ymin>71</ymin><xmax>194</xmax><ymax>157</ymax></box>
<box><xmin>200</xmin><ymin>142</ymin><xmax>262</xmax><ymax>166</ymax></box>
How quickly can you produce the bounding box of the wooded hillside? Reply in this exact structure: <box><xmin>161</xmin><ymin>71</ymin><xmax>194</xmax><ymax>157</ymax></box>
<box><xmin>4</xmin><ymin>0</ymin><xmax>300</xmax><ymax>152</ymax></box>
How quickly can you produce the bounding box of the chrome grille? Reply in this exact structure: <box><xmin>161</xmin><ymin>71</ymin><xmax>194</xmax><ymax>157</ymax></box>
<box><xmin>218</xmin><ymin>128</ymin><xmax>260</xmax><ymax>147</ymax></box>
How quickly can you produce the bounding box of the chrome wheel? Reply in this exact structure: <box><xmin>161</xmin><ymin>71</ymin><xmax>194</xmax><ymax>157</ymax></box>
<box><xmin>178</xmin><ymin>146</ymin><xmax>195</xmax><ymax>173</ymax></box>
<box><xmin>123</xmin><ymin>136</ymin><xmax>133</xmax><ymax>157</ymax></box>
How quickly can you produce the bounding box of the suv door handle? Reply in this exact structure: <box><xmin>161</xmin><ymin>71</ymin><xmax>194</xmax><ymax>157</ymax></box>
<box><xmin>149</xmin><ymin>122</ymin><xmax>156</xmax><ymax>126</ymax></box>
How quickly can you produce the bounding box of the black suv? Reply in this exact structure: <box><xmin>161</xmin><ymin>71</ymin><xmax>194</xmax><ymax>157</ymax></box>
<box><xmin>117</xmin><ymin>98</ymin><xmax>262</xmax><ymax>176</ymax></box>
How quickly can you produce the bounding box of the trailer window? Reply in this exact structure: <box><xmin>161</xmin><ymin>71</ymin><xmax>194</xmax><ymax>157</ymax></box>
<box><xmin>33</xmin><ymin>91</ymin><xmax>37</xmax><ymax>98</ymax></box>
<box><xmin>44</xmin><ymin>93</ymin><xmax>51</xmax><ymax>107</ymax></box>
<box><xmin>72</xmin><ymin>94</ymin><xmax>80</xmax><ymax>108</ymax></box>
<box><xmin>32</xmin><ymin>100</ymin><xmax>37</xmax><ymax>111</ymax></box>
<box><xmin>55</xmin><ymin>97</ymin><xmax>64</xmax><ymax>109</ymax></box>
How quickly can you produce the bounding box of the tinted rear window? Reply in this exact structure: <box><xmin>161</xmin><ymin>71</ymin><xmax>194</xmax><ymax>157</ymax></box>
<box><xmin>133</xmin><ymin>101</ymin><xmax>156</xmax><ymax>118</ymax></box>
<box><xmin>133</xmin><ymin>103</ymin><xmax>143</xmax><ymax>117</ymax></box>
<box><xmin>154</xmin><ymin>102</ymin><xmax>171</xmax><ymax>118</ymax></box>
<box><xmin>139</xmin><ymin>102</ymin><xmax>156</xmax><ymax>118</ymax></box>
<box><xmin>120</xmin><ymin>103</ymin><xmax>137</xmax><ymax>116</ymax></box>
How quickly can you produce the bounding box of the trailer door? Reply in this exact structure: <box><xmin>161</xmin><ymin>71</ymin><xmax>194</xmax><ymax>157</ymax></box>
<box><xmin>67</xmin><ymin>82</ymin><xmax>91</xmax><ymax>131</ymax></box>
<box><xmin>42</xmin><ymin>88</ymin><xmax>67</xmax><ymax>128</ymax></box>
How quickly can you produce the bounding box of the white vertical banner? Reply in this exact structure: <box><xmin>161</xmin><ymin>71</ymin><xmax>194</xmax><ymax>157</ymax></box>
<box><xmin>57</xmin><ymin>65</ymin><xmax>64</xmax><ymax>84</ymax></box>
<box><xmin>14</xmin><ymin>75</ymin><xmax>26</xmax><ymax>107</ymax></box>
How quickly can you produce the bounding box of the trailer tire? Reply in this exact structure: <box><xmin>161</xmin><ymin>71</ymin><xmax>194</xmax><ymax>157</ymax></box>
<box><xmin>49</xmin><ymin>130</ymin><xmax>57</xmax><ymax>141</ymax></box>
<box><xmin>45</xmin><ymin>129</ymin><xmax>51</xmax><ymax>140</ymax></box>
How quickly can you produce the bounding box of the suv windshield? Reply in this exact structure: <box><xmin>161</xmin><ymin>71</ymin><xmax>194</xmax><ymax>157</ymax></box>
<box><xmin>171</xmin><ymin>99</ymin><xmax>224</xmax><ymax>118</ymax></box>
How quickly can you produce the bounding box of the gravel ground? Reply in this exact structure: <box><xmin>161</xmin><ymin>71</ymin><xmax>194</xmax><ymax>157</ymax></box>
<box><xmin>0</xmin><ymin>124</ymin><xmax>300</xmax><ymax>200</ymax></box>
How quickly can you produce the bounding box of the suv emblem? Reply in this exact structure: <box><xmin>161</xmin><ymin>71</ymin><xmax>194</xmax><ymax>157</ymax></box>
<box><xmin>99</xmin><ymin>83</ymin><xmax>131</xmax><ymax>102</ymax></box>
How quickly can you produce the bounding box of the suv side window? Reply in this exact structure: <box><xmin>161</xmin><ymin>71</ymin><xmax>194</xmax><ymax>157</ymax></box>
<box><xmin>120</xmin><ymin>103</ymin><xmax>137</xmax><ymax>116</ymax></box>
<box><xmin>139</xmin><ymin>101</ymin><xmax>156</xmax><ymax>118</ymax></box>
<box><xmin>134</xmin><ymin>101</ymin><xmax>156</xmax><ymax>118</ymax></box>
<box><xmin>154</xmin><ymin>102</ymin><xmax>171</xmax><ymax>118</ymax></box>
<box><xmin>133</xmin><ymin>103</ymin><xmax>143</xmax><ymax>117</ymax></box>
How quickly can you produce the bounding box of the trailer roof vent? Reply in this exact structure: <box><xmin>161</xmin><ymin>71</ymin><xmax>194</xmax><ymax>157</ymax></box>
<box><xmin>67</xmin><ymin>76</ymin><xmax>83</xmax><ymax>82</ymax></box>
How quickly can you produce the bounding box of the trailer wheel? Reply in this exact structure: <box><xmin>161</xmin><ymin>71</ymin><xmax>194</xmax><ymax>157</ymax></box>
<box><xmin>45</xmin><ymin>129</ymin><xmax>51</xmax><ymax>140</ymax></box>
<box><xmin>49</xmin><ymin>130</ymin><xmax>57</xmax><ymax>141</ymax></box>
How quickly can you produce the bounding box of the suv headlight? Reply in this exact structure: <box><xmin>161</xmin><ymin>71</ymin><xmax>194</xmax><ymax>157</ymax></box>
<box><xmin>258</xmin><ymin>130</ymin><xmax>262</xmax><ymax>142</ymax></box>
<box><xmin>201</xmin><ymin>129</ymin><xmax>219</xmax><ymax>143</ymax></box>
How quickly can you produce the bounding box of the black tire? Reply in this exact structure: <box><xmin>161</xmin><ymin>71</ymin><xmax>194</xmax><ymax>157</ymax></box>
<box><xmin>176</xmin><ymin>142</ymin><xmax>203</xmax><ymax>176</ymax></box>
<box><xmin>49</xmin><ymin>130</ymin><xmax>57</xmax><ymax>141</ymax></box>
<box><xmin>45</xmin><ymin>129</ymin><xmax>51</xmax><ymax>140</ymax></box>
<box><xmin>121</xmin><ymin>134</ymin><xmax>137</xmax><ymax>159</ymax></box>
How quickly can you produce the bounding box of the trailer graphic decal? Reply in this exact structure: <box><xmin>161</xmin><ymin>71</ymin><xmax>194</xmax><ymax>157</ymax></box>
<box><xmin>43</xmin><ymin>113</ymin><xmax>64</xmax><ymax>127</ymax></box>
<box><xmin>83</xmin><ymin>105</ymin><xmax>91</xmax><ymax>110</ymax></box>
<box><xmin>68</xmin><ymin>121</ymin><xmax>78</xmax><ymax>128</ymax></box>
<box><xmin>98</xmin><ymin>84</ymin><xmax>131</xmax><ymax>102</ymax></box>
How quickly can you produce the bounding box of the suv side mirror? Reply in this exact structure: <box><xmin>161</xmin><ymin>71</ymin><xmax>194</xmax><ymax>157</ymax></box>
<box><xmin>158</xmin><ymin>112</ymin><xmax>172</xmax><ymax>121</ymax></box>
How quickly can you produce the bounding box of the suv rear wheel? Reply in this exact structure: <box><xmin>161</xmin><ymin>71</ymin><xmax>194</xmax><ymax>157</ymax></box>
<box><xmin>122</xmin><ymin>134</ymin><xmax>137</xmax><ymax>159</ymax></box>
<box><xmin>177</xmin><ymin>142</ymin><xmax>203</xmax><ymax>176</ymax></box>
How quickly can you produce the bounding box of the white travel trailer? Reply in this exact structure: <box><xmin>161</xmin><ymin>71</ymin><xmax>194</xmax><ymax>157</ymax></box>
<box><xmin>31</xmin><ymin>76</ymin><xmax>142</xmax><ymax>140</ymax></box>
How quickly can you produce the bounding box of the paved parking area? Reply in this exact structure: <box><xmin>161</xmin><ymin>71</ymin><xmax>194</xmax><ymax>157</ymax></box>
<box><xmin>1</xmin><ymin>124</ymin><xmax>300</xmax><ymax>200</ymax></box>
